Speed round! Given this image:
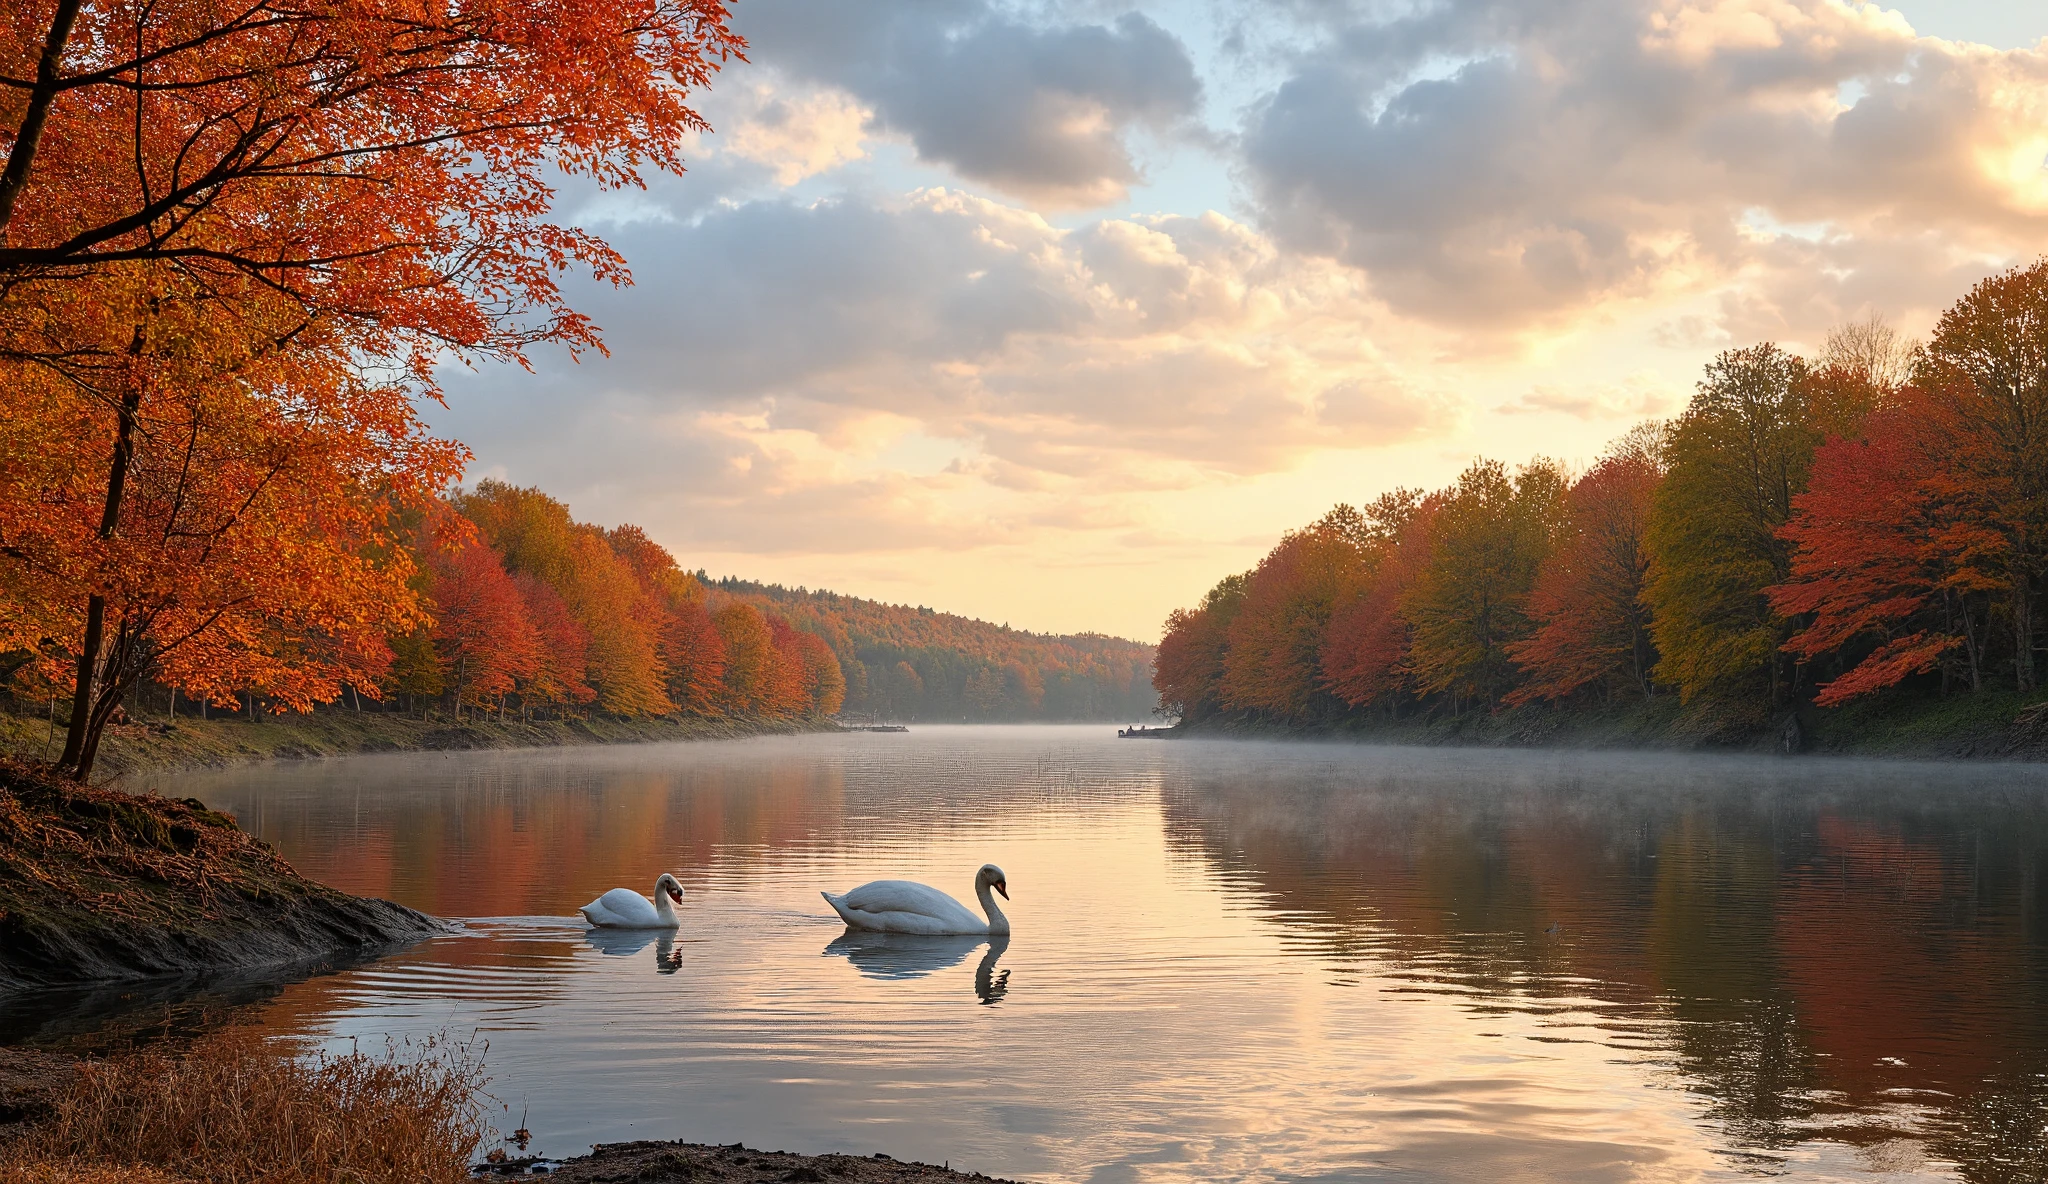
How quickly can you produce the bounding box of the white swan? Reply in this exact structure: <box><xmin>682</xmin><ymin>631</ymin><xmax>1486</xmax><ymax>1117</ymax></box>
<box><xmin>579</xmin><ymin>873</ymin><xmax>683</xmax><ymax>929</ymax></box>
<box><xmin>823</xmin><ymin>864</ymin><xmax>1010</xmax><ymax>935</ymax></box>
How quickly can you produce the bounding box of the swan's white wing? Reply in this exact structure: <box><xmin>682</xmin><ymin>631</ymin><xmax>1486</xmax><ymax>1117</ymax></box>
<box><xmin>583</xmin><ymin>888</ymin><xmax>657</xmax><ymax>928</ymax></box>
<box><xmin>833</xmin><ymin>880</ymin><xmax>984</xmax><ymax>933</ymax></box>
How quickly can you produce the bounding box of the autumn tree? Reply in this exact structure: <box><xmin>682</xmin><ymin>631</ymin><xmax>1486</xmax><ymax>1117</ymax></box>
<box><xmin>456</xmin><ymin>483</ymin><xmax>670</xmax><ymax>716</ymax></box>
<box><xmin>664</xmin><ymin>600</ymin><xmax>729</xmax><ymax>715</ymax></box>
<box><xmin>1644</xmin><ymin>344</ymin><xmax>1821</xmax><ymax>707</ymax></box>
<box><xmin>566</xmin><ymin>528</ymin><xmax>672</xmax><ymax>715</ymax></box>
<box><xmin>1321</xmin><ymin>490</ymin><xmax>1436</xmax><ymax>710</ymax></box>
<box><xmin>1219</xmin><ymin>507</ymin><xmax>1372</xmax><ymax>719</ymax></box>
<box><xmin>0</xmin><ymin>0</ymin><xmax>739</xmax><ymax>312</ymax></box>
<box><xmin>789</xmin><ymin>628</ymin><xmax>846</xmax><ymax>716</ymax></box>
<box><xmin>1154</xmin><ymin>573</ymin><xmax>1247</xmax><ymax>723</ymax></box>
<box><xmin>607</xmin><ymin>524</ymin><xmax>728</xmax><ymax>714</ymax></box>
<box><xmin>0</xmin><ymin>272</ymin><xmax>463</xmax><ymax>777</ymax></box>
<box><xmin>514</xmin><ymin>573</ymin><xmax>596</xmax><ymax>716</ymax></box>
<box><xmin>1769</xmin><ymin>399</ymin><xmax>1991</xmax><ymax>703</ymax></box>
<box><xmin>0</xmin><ymin>0</ymin><xmax>740</xmax><ymax>776</ymax></box>
<box><xmin>1912</xmin><ymin>260</ymin><xmax>2048</xmax><ymax>692</ymax></box>
<box><xmin>1508</xmin><ymin>429</ymin><xmax>1664</xmax><ymax>703</ymax></box>
<box><xmin>1401</xmin><ymin>459</ymin><xmax>1569</xmax><ymax>709</ymax></box>
<box><xmin>427</xmin><ymin>533</ymin><xmax>539</xmax><ymax>720</ymax></box>
<box><xmin>713</xmin><ymin>602</ymin><xmax>776</xmax><ymax>716</ymax></box>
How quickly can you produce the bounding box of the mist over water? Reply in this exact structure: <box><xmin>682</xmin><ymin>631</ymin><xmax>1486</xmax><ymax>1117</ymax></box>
<box><xmin>54</xmin><ymin>729</ymin><xmax>2048</xmax><ymax>1180</ymax></box>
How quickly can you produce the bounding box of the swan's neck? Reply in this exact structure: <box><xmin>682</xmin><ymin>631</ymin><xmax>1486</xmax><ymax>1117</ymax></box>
<box><xmin>655</xmin><ymin>883</ymin><xmax>678</xmax><ymax>925</ymax></box>
<box><xmin>976</xmin><ymin>880</ymin><xmax>1010</xmax><ymax>935</ymax></box>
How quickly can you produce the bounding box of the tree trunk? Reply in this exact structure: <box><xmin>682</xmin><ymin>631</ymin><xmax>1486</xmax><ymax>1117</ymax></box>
<box><xmin>71</xmin><ymin>616</ymin><xmax>144</xmax><ymax>782</ymax></box>
<box><xmin>0</xmin><ymin>0</ymin><xmax>84</xmax><ymax>239</ymax></box>
<box><xmin>56</xmin><ymin>379</ymin><xmax>144</xmax><ymax>778</ymax></box>
<box><xmin>55</xmin><ymin>594</ymin><xmax>106</xmax><ymax>769</ymax></box>
<box><xmin>2018</xmin><ymin>583</ymin><xmax>2038</xmax><ymax>693</ymax></box>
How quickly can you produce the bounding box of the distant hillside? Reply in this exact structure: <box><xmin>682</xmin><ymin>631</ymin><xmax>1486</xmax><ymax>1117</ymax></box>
<box><xmin>705</xmin><ymin>576</ymin><xmax>1156</xmax><ymax>722</ymax></box>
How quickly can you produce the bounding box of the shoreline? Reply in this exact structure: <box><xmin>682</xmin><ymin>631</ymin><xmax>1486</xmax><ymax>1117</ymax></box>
<box><xmin>0</xmin><ymin>759</ymin><xmax>440</xmax><ymax>994</ymax></box>
<box><xmin>484</xmin><ymin>1141</ymin><xmax>1019</xmax><ymax>1182</ymax></box>
<box><xmin>0</xmin><ymin>1047</ymin><xmax>1021</xmax><ymax>1184</ymax></box>
<box><xmin>0</xmin><ymin>711</ymin><xmax>844</xmax><ymax>779</ymax></box>
<box><xmin>1159</xmin><ymin>687</ymin><xmax>2048</xmax><ymax>762</ymax></box>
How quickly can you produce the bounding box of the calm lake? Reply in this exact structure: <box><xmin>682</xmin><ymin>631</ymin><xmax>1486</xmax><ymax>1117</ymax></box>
<box><xmin>30</xmin><ymin>727</ymin><xmax>2048</xmax><ymax>1181</ymax></box>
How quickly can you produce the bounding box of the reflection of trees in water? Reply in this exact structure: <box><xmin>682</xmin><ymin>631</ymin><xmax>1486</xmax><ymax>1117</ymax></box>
<box><xmin>1159</xmin><ymin>758</ymin><xmax>2048</xmax><ymax>1179</ymax></box>
<box><xmin>186</xmin><ymin>738</ymin><xmax>1130</xmax><ymax>919</ymax></box>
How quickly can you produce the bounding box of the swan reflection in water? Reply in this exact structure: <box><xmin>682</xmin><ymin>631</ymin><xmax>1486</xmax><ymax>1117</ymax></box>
<box><xmin>824</xmin><ymin>932</ymin><xmax>1010</xmax><ymax>1004</ymax></box>
<box><xmin>584</xmin><ymin>926</ymin><xmax>683</xmax><ymax>975</ymax></box>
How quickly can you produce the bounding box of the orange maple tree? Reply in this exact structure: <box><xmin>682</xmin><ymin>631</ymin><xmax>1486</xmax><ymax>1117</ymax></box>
<box><xmin>0</xmin><ymin>0</ymin><xmax>740</xmax><ymax>776</ymax></box>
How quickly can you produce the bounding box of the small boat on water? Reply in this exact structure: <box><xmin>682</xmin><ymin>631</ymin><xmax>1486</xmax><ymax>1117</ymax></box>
<box><xmin>1117</xmin><ymin>725</ymin><xmax>1174</xmax><ymax>739</ymax></box>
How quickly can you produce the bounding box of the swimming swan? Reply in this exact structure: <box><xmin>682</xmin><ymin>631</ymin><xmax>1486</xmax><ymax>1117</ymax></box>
<box><xmin>822</xmin><ymin>864</ymin><xmax>1010</xmax><ymax>935</ymax></box>
<box><xmin>580</xmin><ymin>873</ymin><xmax>683</xmax><ymax>929</ymax></box>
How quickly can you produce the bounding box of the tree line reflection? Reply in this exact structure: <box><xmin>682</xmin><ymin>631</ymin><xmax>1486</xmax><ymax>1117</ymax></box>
<box><xmin>1157</xmin><ymin>756</ymin><xmax>2048</xmax><ymax>1179</ymax></box>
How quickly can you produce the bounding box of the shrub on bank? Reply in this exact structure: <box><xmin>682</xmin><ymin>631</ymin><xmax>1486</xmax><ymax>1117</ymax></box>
<box><xmin>6</xmin><ymin>1031</ymin><xmax>486</xmax><ymax>1184</ymax></box>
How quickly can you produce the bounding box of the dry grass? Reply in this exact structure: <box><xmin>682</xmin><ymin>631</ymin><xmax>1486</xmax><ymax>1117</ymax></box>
<box><xmin>11</xmin><ymin>1030</ymin><xmax>488</xmax><ymax>1184</ymax></box>
<box><xmin>0</xmin><ymin>1162</ymin><xmax>193</xmax><ymax>1184</ymax></box>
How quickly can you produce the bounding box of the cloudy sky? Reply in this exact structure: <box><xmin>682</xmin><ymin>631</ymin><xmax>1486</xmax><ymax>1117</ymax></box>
<box><xmin>433</xmin><ymin>0</ymin><xmax>2048</xmax><ymax>642</ymax></box>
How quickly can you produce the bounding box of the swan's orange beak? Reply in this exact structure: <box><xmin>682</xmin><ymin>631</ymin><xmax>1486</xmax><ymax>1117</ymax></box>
<box><xmin>994</xmin><ymin>881</ymin><xmax>1009</xmax><ymax>900</ymax></box>
<box><xmin>667</xmin><ymin>886</ymin><xmax>684</xmax><ymax>902</ymax></box>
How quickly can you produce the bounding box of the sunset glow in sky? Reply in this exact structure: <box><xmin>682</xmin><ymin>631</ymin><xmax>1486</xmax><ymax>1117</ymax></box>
<box><xmin>433</xmin><ymin>0</ymin><xmax>2048</xmax><ymax>642</ymax></box>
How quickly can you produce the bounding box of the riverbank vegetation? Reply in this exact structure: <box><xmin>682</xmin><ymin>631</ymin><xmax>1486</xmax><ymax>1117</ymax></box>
<box><xmin>0</xmin><ymin>1037</ymin><xmax>1014</xmax><ymax>1184</ymax></box>
<box><xmin>0</xmin><ymin>709</ymin><xmax>834</xmax><ymax>779</ymax></box>
<box><xmin>0</xmin><ymin>1033</ymin><xmax>485</xmax><ymax>1184</ymax></box>
<box><xmin>1158</xmin><ymin>264</ymin><xmax>2048</xmax><ymax>753</ymax></box>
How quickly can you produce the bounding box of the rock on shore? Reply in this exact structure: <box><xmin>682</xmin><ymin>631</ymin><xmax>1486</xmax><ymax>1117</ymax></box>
<box><xmin>0</xmin><ymin>759</ymin><xmax>438</xmax><ymax>994</ymax></box>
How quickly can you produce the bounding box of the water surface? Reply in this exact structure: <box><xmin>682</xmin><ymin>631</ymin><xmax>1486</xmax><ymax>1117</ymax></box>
<box><xmin>76</xmin><ymin>729</ymin><xmax>2048</xmax><ymax>1180</ymax></box>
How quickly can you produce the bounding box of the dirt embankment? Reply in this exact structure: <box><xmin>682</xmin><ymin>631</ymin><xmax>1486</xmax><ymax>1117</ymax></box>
<box><xmin>0</xmin><ymin>759</ymin><xmax>437</xmax><ymax>994</ymax></box>
<box><xmin>0</xmin><ymin>711</ymin><xmax>844</xmax><ymax>779</ymax></box>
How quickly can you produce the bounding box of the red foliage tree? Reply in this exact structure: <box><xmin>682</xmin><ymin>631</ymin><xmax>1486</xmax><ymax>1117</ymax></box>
<box><xmin>1219</xmin><ymin>508</ymin><xmax>1371</xmax><ymax>718</ymax></box>
<box><xmin>1322</xmin><ymin>493</ymin><xmax>1441</xmax><ymax>709</ymax></box>
<box><xmin>1507</xmin><ymin>439</ymin><xmax>1663</xmax><ymax>704</ymax></box>
<box><xmin>1771</xmin><ymin>396</ymin><xmax>1999</xmax><ymax>703</ymax></box>
<box><xmin>1153</xmin><ymin>574</ymin><xmax>1246</xmax><ymax>723</ymax></box>
<box><xmin>664</xmin><ymin>599</ymin><xmax>729</xmax><ymax>715</ymax></box>
<box><xmin>428</xmin><ymin>536</ymin><xmax>539</xmax><ymax>720</ymax></box>
<box><xmin>514</xmin><ymin>573</ymin><xmax>595</xmax><ymax>715</ymax></box>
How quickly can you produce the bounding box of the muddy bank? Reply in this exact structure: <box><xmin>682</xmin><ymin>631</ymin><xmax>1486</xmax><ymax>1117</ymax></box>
<box><xmin>0</xmin><ymin>759</ymin><xmax>437</xmax><ymax>994</ymax></box>
<box><xmin>0</xmin><ymin>712</ymin><xmax>844</xmax><ymax>779</ymax></box>
<box><xmin>485</xmin><ymin>1141</ymin><xmax>1022</xmax><ymax>1183</ymax></box>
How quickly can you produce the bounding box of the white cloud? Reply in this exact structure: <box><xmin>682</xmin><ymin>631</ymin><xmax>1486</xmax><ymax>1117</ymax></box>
<box><xmin>1241</xmin><ymin>0</ymin><xmax>2048</xmax><ymax>334</ymax></box>
<box><xmin>719</xmin><ymin>85</ymin><xmax>873</xmax><ymax>186</ymax></box>
<box><xmin>1500</xmin><ymin>372</ymin><xmax>1684</xmax><ymax>419</ymax></box>
<box><xmin>735</xmin><ymin>2</ymin><xmax>1204</xmax><ymax>207</ymax></box>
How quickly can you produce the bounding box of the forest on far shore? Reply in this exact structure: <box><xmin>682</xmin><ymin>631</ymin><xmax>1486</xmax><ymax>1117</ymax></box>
<box><xmin>1156</xmin><ymin>262</ymin><xmax>2048</xmax><ymax>746</ymax></box>
<box><xmin>2</xmin><ymin>479</ymin><xmax>1157</xmax><ymax>733</ymax></box>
